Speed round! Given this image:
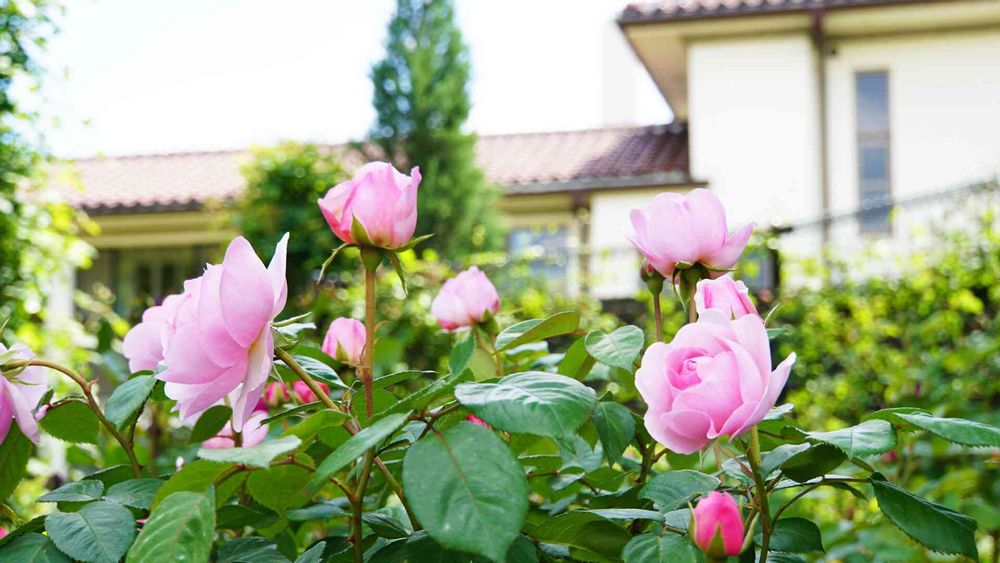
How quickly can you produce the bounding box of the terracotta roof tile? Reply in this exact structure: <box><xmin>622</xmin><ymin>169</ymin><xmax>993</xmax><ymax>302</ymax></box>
<box><xmin>54</xmin><ymin>123</ymin><xmax>691</xmax><ymax>214</ymax></box>
<box><xmin>619</xmin><ymin>0</ymin><xmax>940</xmax><ymax>22</ymax></box>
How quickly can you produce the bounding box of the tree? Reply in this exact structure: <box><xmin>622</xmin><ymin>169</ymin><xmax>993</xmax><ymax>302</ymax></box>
<box><xmin>369</xmin><ymin>0</ymin><xmax>502</xmax><ymax>259</ymax></box>
<box><xmin>234</xmin><ymin>142</ymin><xmax>348</xmax><ymax>301</ymax></box>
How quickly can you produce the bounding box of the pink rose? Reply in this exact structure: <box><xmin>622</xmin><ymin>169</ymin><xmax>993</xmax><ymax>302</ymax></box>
<box><xmin>635</xmin><ymin>311</ymin><xmax>795</xmax><ymax>454</ymax></box>
<box><xmin>693</xmin><ymin>491</ymin><xmax>744</xmax><ymax>557</ymax></box>
<box><xmin>695</xmin><ymin>275</ymin><xmax>758</xmax><ymax>319</ymax></box>
<box><xmin>201</xmin><ymin>410</ymin><xmax>269</xmax><ymax>449</ymax></box>
<box><xmin>430</xmin><ymin>266</ymin><xmax>501</xmax><ymax>331</ymax></box>
<box><xmin>629</xmin><ymin>188</ymin><xmax>754</xmax><ymax>278</ymax></box>
<box><xmin>466</xmin><ymin>414</ymin><xmax>491</xmax><ymax>429</ymax></box>
<box><xmin>264</xmin><ymin>382</ymin><xmax>290</xmax><ymax>407</ymax></box>
<box><xmin>123</xmin><ymin>234</ymin><xmax>288</xmax><ymax>431</ymax></box>
<box><xmin>0</xmin><ymin>343</ymin><xmax>47</xmax><ymax>444</ymax></box>
<box><xmin>317</xmin><ymin>161</ymin><xmax>421</xmax><ymax>249</ymax></box>
<box><xmin>0</xmin><ymin>526</ymin><xmax>7</xmax><ymax>538</ymax></box>
<box><xmin>292</xmin><ymin>380</ymin><xmax>330</xmax><ymax>404</ymax></box>
<box><xmin>322</xmin><ymin>317</ymin><xmax>366</xmax><ymax>365</ymax></box>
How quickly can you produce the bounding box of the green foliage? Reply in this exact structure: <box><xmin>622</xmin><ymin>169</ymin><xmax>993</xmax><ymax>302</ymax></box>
<box><xmin>38</xmin><ymin>400</ymin><xmax>100</xmax><ymax>444</ymax></box>
<box><xmin>235</xmin><ymin>141</ymin><xmax>347</xmax><ymax>296</ymax></box>
<box><xmin>103</xmin><ymin>374</ymin><xmax>156</xmax><ymax>430</ymax></box>
<box><xmin>402</xmin><ymin>422</ymin><xmax>528</xmax><ymax>562</ymax></box>
<box><xmin>369</xmin><ymin>0</ymin><xmax>502</xmax><ymax>257</ymax></box>
<box><xmin>45</xmin><ymin>500</ymin><xmax>136</xmax><ymax>563</ymax></box>
<box><xmin>0</xmin><ymin>425</ymin><xmax>32</xmax><ymax>500</ymax></box>
<box><xmin>127</xmin><ymin>490</ymin><xmax>215</xmax><ymax>563</ymax></box>
<box><xmin>871</xmin><ymin>475</ymin><xmax>978</xmax><ymax>558</ymax></box>
<box><xmin>623</xmin><ymin>533</ymin><xmax>702</xmax><ymax>563</ymax></box>
<box><xmin>585</xmin><ymin>325</ymin><xmax>644</xmax><ymax>371</ymax></box>
<box><xmin>198</xmin><ymin>435</ymin><xmax>301</xmax><ymax>469</ymax></box>
<box><xmin>0</xmin><ymin>533</ymin><xmax>72</xmax><ymax>562</ymax></box>
<box><xmin>640</xmin><ymin>471</ymin><xmax>721</xmax><ymax>512</ymax></box>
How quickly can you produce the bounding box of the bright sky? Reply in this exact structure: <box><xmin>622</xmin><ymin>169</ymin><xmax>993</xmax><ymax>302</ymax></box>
<box><xmin>38</xmin><ymin>0</ymin><xmax>671</xmax><ymax>158</ymax></box>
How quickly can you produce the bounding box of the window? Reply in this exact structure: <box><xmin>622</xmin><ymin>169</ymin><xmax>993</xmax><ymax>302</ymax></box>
<box><xmin>855</xmin><ymin>71</ymin><xmax>891</xmax><ymax>232</ymax></box>
<box><xmin>508</xmin><ymin>226</ymin><xmax>570</xmax><ymax>290</ymax></box>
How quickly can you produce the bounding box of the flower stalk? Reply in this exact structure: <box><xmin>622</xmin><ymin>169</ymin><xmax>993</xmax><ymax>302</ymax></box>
<box><xmin>745</xmin><ymin>426</ymin><xmax>772</xmax><ymax>563</ymax></box>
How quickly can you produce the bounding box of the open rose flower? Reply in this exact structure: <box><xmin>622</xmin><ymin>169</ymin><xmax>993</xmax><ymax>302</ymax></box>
<box><xmin>693</xmin><ymin>491</ymin><xmax>744</xmax><ymax>557</ymax></box>
<box><xmin>202</xmin><ymin>409</ymin><xmax>269</xmax><ymax>449</ymax></box>
<box><xmin>0</xmin><ymin>343</ymin><xmax>47</xmax><ymax>444</ymax></box>
<box><xmin>317</xmin><ymin>161</ymin><xmax>421</xmax><ymax>249</ymax></box>
<box><xmin>629</xmin><ymin>188</ymin><xmax>753</xmax><ymax>278</ymax></box>
<box><xmin>322</xmin><ymin>317</ymin><xmax>365</xmax><ymax>365</ymax></box>
<box><xmin>431</xmin><ymin>266</ymin><xmax>500</xmax><ymax>331</ymax></box>
<box><xmin>123</xmin><ymin>234</ymin><xmax>288</xmax><ymax>431</ymax></box>
<box><xmin>695</xmin><ymin>275</ymin><xmax>758</xmax><ymax>319</ymax></box>
<box><xmin>636</xmin><ymin>310</ymin><xmax>795</xmax><ymax>454</ymax></box>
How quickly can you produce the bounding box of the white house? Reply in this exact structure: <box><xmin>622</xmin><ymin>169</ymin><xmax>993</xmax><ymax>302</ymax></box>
<box><xmin>54</xmin><ymin>0</ymin><xmax>1000</xmax><ymax>312</ymax></box>
<box><xmin>618</xmin><ymin>0</ymin><xmax>1000</xmax><ymax>259</ymax></box>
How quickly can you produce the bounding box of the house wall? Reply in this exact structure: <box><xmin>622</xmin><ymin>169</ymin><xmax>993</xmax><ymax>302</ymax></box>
<box><xmin>686</xmin><ymin>35</ymin><xmax>823</xmax><ymax>230</ymax></box>
<box><xmin>825</xmin><ymin>28</ymin><xmax>1000</xmax><ymax>215</ymax></box>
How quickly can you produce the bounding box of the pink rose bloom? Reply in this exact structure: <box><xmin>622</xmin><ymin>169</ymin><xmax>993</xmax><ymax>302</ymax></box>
<box><xmin>317</xmin><ymin>161</ymin><xmax>421</xmax><ymax>249</ymax></box>
<box><xmin>0</xmin><ymin>343</ymin><xmax>47</xmax><ymax>444</ymax></box>
<box><xmin>629</xmin><ymin>188</ymin><xmax>754</xmax><ymax>278</ymax></box>
<box><xmin>693</xmin><ymin>491</ymin><xmax>744</xmax><ymax>557</ymax></box>
<box><xmin>636</xmin><ymin>311</ymin><xmax>795</xmax><ymax>454</ymax></box>
<box><xmin>201</xmin><ymin>410</ymin><xmax>269</xmax><ymax>449</ymax></box>
<box><xmin>695</xmin><ymin>275</ymin><xmax>758</xmax><ymax>319</ymax></box>
<box><xmin>123</xmin><ymin>234</ymin><xmax>288</xmax><ymax>431</ymax></box>
<box><xmin>430</xmin><ymin>266</ymin><xmax>501</xmax><ymax>331</ymax></box>
<box><xmin>264</xmin><ymin>382</ymin><xmax>290</xmax><ymax>407</ymax></box>
<box><xmin>292</xmin><ymin>380</ymin><xmax>330</xmax><ymax>404</ymax></box>
<box><xmin>322</xmin><ymin>317</ymin><xmax>365</xmax><ymax>365</ymax></box>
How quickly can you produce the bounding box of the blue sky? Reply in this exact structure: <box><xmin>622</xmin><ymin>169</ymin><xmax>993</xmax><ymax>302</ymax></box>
<box><xmin>37</xmin><ymin>0</ymin><xmax>670</xmax><ymax>158</ymax></box>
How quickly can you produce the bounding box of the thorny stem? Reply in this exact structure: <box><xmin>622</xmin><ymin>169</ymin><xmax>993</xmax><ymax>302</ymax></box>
<box><xmin>352</xmin><ymin>449</ymin><xmax>376</xmax><ymax>563</ymax></box>
<box><xmin>746</xmin><ymin>427</ymin><xmax>772</xmax><ymax>563</ymax></box>
<box><xmin>5</xmin><ymin>358</ymin><xmax>142</xmax><ymax>478</ymax></box>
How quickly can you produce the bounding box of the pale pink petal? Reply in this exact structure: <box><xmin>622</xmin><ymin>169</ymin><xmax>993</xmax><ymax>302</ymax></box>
<box><xmin>9</xmin><ymin>384</ymin><xmax>40</xmax><ymax>443</ymax></box>
<box><xmin>672</xmin><ymin>354</ymin><xmax>743</xmax><ymax>434</ymax></box>
<box><xmin>0</xmin><ymin>381</ymin><xmax>14</xmax><ymax>445</ymax></box>
<box><xmin>219</xmin><ymin>237</ymin><xmax>274</xmax><ymax>347</ymax></box>
<box><xmin>161</xmin><ymin>324</ymin><xmax>231</xmax><ymax>383</ymax></box>
<box><xmin>267</xmin><ymin>233</ymin><xmax>289</xmax><ymax>317</ymax></box>
<box><xmin>709</xmin><ymin>222</ymin><xmax>755</xmax><ymax>270</ymax></box>
<box><xmin>730</xmin><ymin>314</ymin><xmax>771</xmax><ymax>377</ymax></box>
<box><xmin>230</xmin><ymin>331</ymin><xmax>273</xmax><ymax>432</ymax></box>
<box><xmin>122</xmin><ymin>320</ymin><xmax>165</xmax><ymax>373</ymax></box>
<box><xmin>684</xmin><ymin>188</ymin><xmax>728</xmax><ymax>259</ymax></box>
<box><xmin>646</xmin><ymin>409</ymin><xmax>714</xmax><ymax>455</ymax></box>
<box><xmin>195</xmin><ymin>266</ymin><xmax>244</xmax><ymax>367</ymax></box>
<box><xmin>635</xmin><ymin>343</ymin><xmax>674</xmax><ymax>406</ymax></box>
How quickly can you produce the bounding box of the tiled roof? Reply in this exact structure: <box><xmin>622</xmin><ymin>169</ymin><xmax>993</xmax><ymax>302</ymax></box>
<box><xmin>619</xmin><ymin>0</ymin><xmax>940</xmax><ymax>23</ymax></box>
<box><xmin>55</xmin><ymin>124</ymin><xmax>691</xmax><ymax>214</ymax></box>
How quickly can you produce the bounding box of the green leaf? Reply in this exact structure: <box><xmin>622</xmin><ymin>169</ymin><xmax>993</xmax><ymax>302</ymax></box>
<box><xmin>281</xmin><ymin>355</ymin><xmax>348</xmax><ymax>390</ymax></box>
<box><xmin>247</xmin><ymin>465</ymin><xmax>310</xmax><ymax>513</ymax></box>
<box><xmin>82</xmin><ymin>465</ymin><xmax>136</xmax><ymax>489</ymax></box>
<box><xmin>623</xmin><ymin>533</ymin><xmax>702</xmax><ymax>563</ymax></box>
<box><xmin>38</xmin><ymin>480</ymin><xmax>104</xmax><ymax>503</ymax></box>
<box><xmin>756</xmin><ymin>517</ymin><xmax>824</xmax><ymax>553</ymax></box>
<box><xmin>805</xmin><ymin>419</ymin><xmax>896</xmax><ymax>458</ymax></box>
<box><xmin>640</xmin><ymin>470</ymin><xmax>721</xmax><ymax>512</ymax></box>
<box><xmin>780</xmin><ymin>444</ymin><xmax>847</xmax><ymax>483</ymax></box>
<box><xmin>104</xmin><ymin>479</ymin><xmax>163</xmax><ymax>510</ymax></box>
<box><xmin>216</xmin><ymin>505</ymin><xmax>275</xmax><ymax>530</ymax></box>
<box><xmin>494</xmin><ymin>311</ymin><xmax>579</xmax><ymax>352</ymax></box>
<box><xmin>45</xmin><ymin>500</ymin><xmax>136</xmax><ymax>563</ymax></box>
<box><xmin>557</xmin><ymin>337</ymin><xmax>596</xmax><ymax>380</ymax></box>
<box><xmin>218</xmin><ymin>537</ymin><xmax>290</xmax><ymax>563</ymax></box>
<box><xmin>385</xmin><ymin>250</ymin><xmax>408</xmax><ymax>293</ymax></box>
<box><xmin>39</xmin><ymin>400</ymin><xmax>99</xmax><ymax>444</ymax></box>
<box><xmin>283</xmin><ymin>410</ymin><xmax>350</xmax><ymax>442</ymax></box>
<box><xmin>0</xmin><ymin>425</ymin><xmax>32</xmax><ymax>501</ymax></box>
<box><xmin>454</xmin><ymin>372</ymin><xmax>596</xmax><ymax>438</ymax></box>
<box><xmin>759</xmin><ymin>443</ymin><xmax>811</xmax><ymax>478</ymax></box>
<box><xmin>362</xmin><ymin>512</ymin><xmax>410</xmax><ymax>539</ymax></box>
<box><xmin>189</xmin><ymin>405</ymin><xmax>233</xmax><ymax>442</ymax></box>
<box><xmin>310</xmin><ymin>413</ymin><xmax>410</xmax><ymax>491</ymax></box>
<box><xmin>0</xmin><ymin>533</ymin><xmax>72</xmax><ymax>562</ymax></box>
<box><xmin>150</xmin><ymin>460</ymin><xmax>233</xmax><ymax>511</ymax></box>
<box><xmin>261</xmin><ymin>402</ymin><xmax>322</xmax><ymax>425</ymax></box>
<box><xmin>295</xmin><ymin>542</ymin><xmax>326</xmax><ymax>563</ymax></box>
<box><xmin>448</xmin><ymin>333</ymin><xmax>476</xmax><ymax>376</ymax></box>
<box><xmin>197</xmin><ymin>435</ymin><xmax>302</xmax><ymax>469</ymax></box>
<box><xmin>591</xmin><ymin>402</ymin><xmax>635</xmax><ymax>465</ymax></box>
<box><xmin>403</xmin><ymin>422</ymin><xmax>528</xmax><ymax>562</ymax></box>
<box><xmin>127</xmin><ymin>489</ymin><xmax>215</xmax><ymax>563</ymax></box>
<box><xmin>103</xmin><ymin>375</ymin><xmax>156</xmax><ymax>430</ymax></box>
<box><xmin>373</xmin><ymin>370</ymin><xmax>433</xmax><ymax>390</ymax></box>
<box><xmin>394</xmin><ymin>233</ymin><xmax>434</xmax><ymax>252</ymax></box>
<box><xmin>584</xmin><ymin>325</ymin><xmax>644</xmax><ymax>371</ymax></box>
<box><xmin>285</xmin><ymin>502</ymin><xmax>350</xmax><ymax>522</ymax></box>
<box><xmin>584</xmin><ymin>509</ymin><xmax>665</xmax><ymax>522</ymax></box>
<box><xmin>532</xmin><ymin>511</ymin><xmax>631</xmax><ymax>562</ymax></box>
<box><xmin>871</xmin><ymin>475</ymin><xmax>977</xmax><ymax>558</ymax></box>
<box><xmin>895</xmin><ymin>412</ymin><xmax>1000</xmax><ymax>448</ymax></box>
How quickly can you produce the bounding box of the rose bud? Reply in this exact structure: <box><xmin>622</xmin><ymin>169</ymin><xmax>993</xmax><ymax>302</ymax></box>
<box><xmin>264</xmin><ymin>382</ymin><xmax>290</xmax><ymax>407</ymax></box>
<box><xmin>293</xmin><ymin>380</ymin><xmax>330</xmax><ymax>404</ymax></box>
<box><xmin>322</xmin><ymin>317</ymin><xmax>366</xmax><ymax>365</ymax></box>
<box><xmin>466</xmin><ymin>414</ymin><xmax>491</xmax><ymax>429</ymax></box>
<box><xmin>695</xmin><ymin>275</ymin><xmax>759</xmax><ymax>319</ymax></box>
<box><xmin>628</xmin><ymin>188</ymin><xmax>753</xmax><ymax>278</ymax></box>
<box><xmin>431</xmin><ymin>266</ymin><xmax>501</xmax><ymax>331</ymax></box>
<box><xmin>317</xmin><ymin>161</ymin><xmax>421</xmax><ymax>249</ymax></box>
<box><xmin>693</xmin><ymin>491</ymin><xmax>745</xmax><ymax>557</ymax></box>
<box><xmin>636</xmin><ymin>311</ymin><xmax>795</xmax><ymax>454</ymax></box>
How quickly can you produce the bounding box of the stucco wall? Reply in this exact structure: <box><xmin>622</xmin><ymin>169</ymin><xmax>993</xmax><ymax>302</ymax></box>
<box><xmin>686</xmin><ymin>35</ymin><xmax>823</xmax><ymax>229</ymax></box>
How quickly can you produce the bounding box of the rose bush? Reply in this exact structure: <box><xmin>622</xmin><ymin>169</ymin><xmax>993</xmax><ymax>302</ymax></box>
<box><xmin>0</xmin><ymin>163</ymin><xmax>998</xmax><ymax>563</ymax></box>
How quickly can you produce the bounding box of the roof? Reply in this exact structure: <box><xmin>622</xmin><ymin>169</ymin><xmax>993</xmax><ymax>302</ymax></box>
<box><xmin>55</xmin><ymin>123</ymin><xmax>691</xmax><ymax>214</ymax></box>
<box><xmin>618</xmin><ymin>0</ymin><xmax>944</xmax><ymax>23</ymax></box>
